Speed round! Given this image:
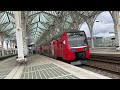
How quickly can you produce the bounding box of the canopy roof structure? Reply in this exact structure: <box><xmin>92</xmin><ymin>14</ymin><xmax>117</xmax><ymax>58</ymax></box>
<box><xmin>0</xmin><ymin>11</ymin><xmax>104</xmax><ymax>45</ymax></box>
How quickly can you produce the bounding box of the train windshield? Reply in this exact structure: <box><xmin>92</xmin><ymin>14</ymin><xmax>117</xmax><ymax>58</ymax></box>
<box><xmin>67</xmin><ymin>32</ymin><xmax>87</xmax><ymax>47</ymax></box>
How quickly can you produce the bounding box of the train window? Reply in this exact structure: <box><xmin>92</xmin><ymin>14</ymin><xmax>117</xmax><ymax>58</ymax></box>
<box><xmin>67</xmin><ymin>32</ymin><xmax>84</xmax><ymax>37</ymax></box>
<box><xmin>67</xmin><ymin>32</ymin><xmax>87</xmax><ymax>47</ymax></box>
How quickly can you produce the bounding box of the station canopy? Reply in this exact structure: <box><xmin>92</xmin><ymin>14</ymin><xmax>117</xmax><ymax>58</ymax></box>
<box><xmin>0</xmin><ymin>11</ymin><xmax>102</xmax><ymax>45</ymax></box>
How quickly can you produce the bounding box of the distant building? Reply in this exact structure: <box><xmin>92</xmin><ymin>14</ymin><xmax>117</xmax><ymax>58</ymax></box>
<box><xmin>87</xmin><ymin>32</ymin><xmax>115</xmax><ymax>47</ymax></box>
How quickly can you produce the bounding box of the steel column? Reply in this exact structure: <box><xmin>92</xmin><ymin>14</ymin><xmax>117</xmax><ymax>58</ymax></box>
<box><xmin>14</xmin><ymin>11</ymin><xmax>25</xmax><ymax>62</ymax></box>
<box><xmin>87</xmin><ymin>19</ymin><xmax>95</xmax><ymax>48</ymax></box>
<box><xmin>112</xmin><ymin>11</ymin><xmax>120</xmax><ymax>50</ymax></box>
<box><xmin>21</xmin><ymin>12</ymin><xmax>28</xmax><ymax>56</ymax></box>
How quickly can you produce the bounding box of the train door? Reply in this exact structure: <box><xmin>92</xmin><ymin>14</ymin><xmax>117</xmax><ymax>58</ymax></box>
<box><xmin>57</xmin><ymin>39</ymin><xmax>60</xmax><ymax>57</ymax></box>
<box><xmin>61</xmin><ymin>34</ymin><xmax>65</xmax><ymax>60</ymax></box>
<box><xmin>40</xmin><ymin>46</ymin><xmax>42</xmax><ymax>54</ymax></box>
<box><xmin>0</xmin><ymin>50</ymin><xmax>2</xmax><ymax>56</ymax></box>
<box><xmin>54</xmin><ymin>40</ymin><xmax>57</xmax><ymax>58</ymax></box>
<box><xmin>42</xmin><ymin>46</ymin><xmax>44</xmax><ymax>55</ymax></box>
<box><xmin>60</xmin><ymin>37</ymin><xmax>62</xmax><ymax>58</ymax></box>
<box><xmin>49</xmin><ymin>44</ymin><xmax>51</xmax><ymax>56</ymax></box>
<box><xmin>61</xmin><ymin>32</ymin><xmax>69</xmax><ymax>61</ymax></box>
<box><xmin>51</xmin><ymin>41</ymin><xmax>54</xmax><ymax>56</ymax></box>
<box><xmin>62</xmin><ymin>33</ymin><xmax>67</xmax><ymax>60</ymax></box>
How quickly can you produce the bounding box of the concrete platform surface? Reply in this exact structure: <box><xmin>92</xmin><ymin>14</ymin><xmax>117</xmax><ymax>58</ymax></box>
<box><xmin>0</xmin><ymin>55</ymin><xmax>110</xmax><ymax>79</ymax></box>
<box><xmin>0</xmin><ymin>56</ymin><xmax>17</xmax><ymax>79</ymax></box>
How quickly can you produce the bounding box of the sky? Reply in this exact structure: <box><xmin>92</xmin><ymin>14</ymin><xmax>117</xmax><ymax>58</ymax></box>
<box><xmin>80</xmin><ymin>11</ymin><xmax>114</xmax><ymax>37</ymax></box>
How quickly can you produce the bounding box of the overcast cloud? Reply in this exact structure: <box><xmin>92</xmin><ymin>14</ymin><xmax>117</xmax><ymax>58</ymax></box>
<box><xmin>80</xmin><ymin>11</ymin><xmax>114</xmax><ymax>37</ymax></box>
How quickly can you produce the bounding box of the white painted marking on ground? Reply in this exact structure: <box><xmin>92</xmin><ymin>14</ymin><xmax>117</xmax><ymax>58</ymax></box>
<box><xmin>12</xmin><ymin>65</ymin><xmax>25</xmax><ymax>79</ymax></box>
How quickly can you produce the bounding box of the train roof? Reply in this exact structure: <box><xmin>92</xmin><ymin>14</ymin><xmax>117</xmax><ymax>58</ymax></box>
<box><xmin>65</xmin><ymin>29</ymin><xmax>84</xmax><ymax>33</ymax></box>
<box><xmin>41</xmin><ymin>29</ymin><xmax>85</xmax><ymax>45</ymax></box>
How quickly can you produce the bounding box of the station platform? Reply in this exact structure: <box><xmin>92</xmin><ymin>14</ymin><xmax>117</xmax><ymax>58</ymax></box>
<box><xmin>90</xmin><ymin>47</ymin><xmax>120</xmax><ymax>55</ymax></box>
<box><xmin>0</xmin><ymin>54</ymin><xmax>110</xmax><ymax>79</ymax></box>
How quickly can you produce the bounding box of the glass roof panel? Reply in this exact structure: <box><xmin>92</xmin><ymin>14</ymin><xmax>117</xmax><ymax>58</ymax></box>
<box><xmin>42</xmin><ymin>13</ymin><xmax>54</xmax><ymax>24</ymax></box>
<box><xmin>5</xmin><ymin>23</ymin><xmax>14</xmax><ymax>30</ymax></box>
<box><xmin>8</xmin><ymin>14</ymin><xmax>15</xmax><ymax>22</ymax></box>
<box><xmin>37</xmin><ymin>28</ymin><xmax>44</xmax><ymax>33</ymax></box>
<box><xmin>0</xmin><ymin>13</ymin><xmax>9</xmax><ymax>24</ymax></box>
<box><xmin>66</xmin><ymin>15</ymin><xmax>73</xmax><ymax>23</ymax></box>
<box><xmin>0</xmin><ymin>11</ymin><xmax>102</xmax><ymax>45</ymax></box>
<box><xmin>64</xmin><ymin>22</ymin><xmax>71</xmax><ymax>29</ymax></box>
<box><xmin>38</xmin><ymin>22</ymin><xmax>46</xmax><ymax>29</ymax></box>
<box><xmin>31</xmin><ymin>14</ymin><xmax>39</xmax><ymax>23</ymax></box>
<box><xmin>0</xmin><ymin>12</ymin><xmax>5</xmax><ymax>18</ymax></box>
<box><xmin>40</xmin><ymin>13</ymin><xmax>49</xmax><ymax>23</ymax></box>
<box><xmin>8</xmin><ymin>28</ymin><xmax>16</xmax><ymax>34</ymax></box>
<box><xmin>30</xmin><ymin>23</ymin><xmax>37</xmax><ymax>30</ymax></box>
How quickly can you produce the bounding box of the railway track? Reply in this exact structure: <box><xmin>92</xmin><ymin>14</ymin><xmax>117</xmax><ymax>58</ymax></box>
<box><xmin>78</xmin><ymin>65</ymin><xmax>120</xmax><ymax>79</ymax></box>
<box><xmin>86</xmin><ymin>54</ymin><xmax>120</xmax><ymax>74</ymax></box>
<box><xmin>0</xmin><ymin>54</ymin><xmax>17</xmax><ymax>60</ymax></box>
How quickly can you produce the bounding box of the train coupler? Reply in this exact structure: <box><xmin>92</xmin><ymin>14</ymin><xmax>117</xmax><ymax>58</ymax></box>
<box><xmin>81</xmin><ymin>60</ymin><xmax>87</xmax><ymax>64</ymax></box>
<box><xmin>116</xmin><ymin>46</ymin><xmax>120</xmax><ymax>51</ymax></box>
<box><xmin>70</xmin><ymin>60</ymin><xmax>82</xmax><ymax>65</ymax></box>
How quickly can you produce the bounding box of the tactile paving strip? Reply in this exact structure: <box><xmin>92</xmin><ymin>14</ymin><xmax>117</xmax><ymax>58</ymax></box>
<box><xmin>20</xmin><ymin>63</ymin><xmax>79</xmax><ymax>79</ymax></box>
<box><xmin>0</xmin><ymin>69</ymin><xmax>12</xmax><ymax>79</ymax></box>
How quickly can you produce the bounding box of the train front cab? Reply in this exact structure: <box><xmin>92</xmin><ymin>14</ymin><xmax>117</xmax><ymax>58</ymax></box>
<box><xmin>61</xmin><ymin>31</ymin><xmax>90</xmax><ymax>64</ymax></box>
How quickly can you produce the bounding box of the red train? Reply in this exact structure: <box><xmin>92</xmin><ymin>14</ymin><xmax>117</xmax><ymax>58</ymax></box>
<box><xmin>36</xmin><ymin>29</ymin><xmax>90</xmax><ymax>64</ymax></box>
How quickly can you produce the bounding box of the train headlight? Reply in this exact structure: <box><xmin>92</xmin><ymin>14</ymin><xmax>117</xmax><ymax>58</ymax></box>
<box><xmin>71</xmin><ymin>48</ymin><xmax>76</xmax><ymax>52</ymax></box>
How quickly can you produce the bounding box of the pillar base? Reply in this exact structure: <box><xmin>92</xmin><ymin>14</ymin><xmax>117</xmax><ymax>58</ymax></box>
<box><xmin>16</xmin><ymin>57</ymin><xmax>27</xmax><ymax>63</ymax></box>
<box><xmin>116</xmin><ymin>46</ymin><xmax>120</xmax><ymax>51</ymax></box>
